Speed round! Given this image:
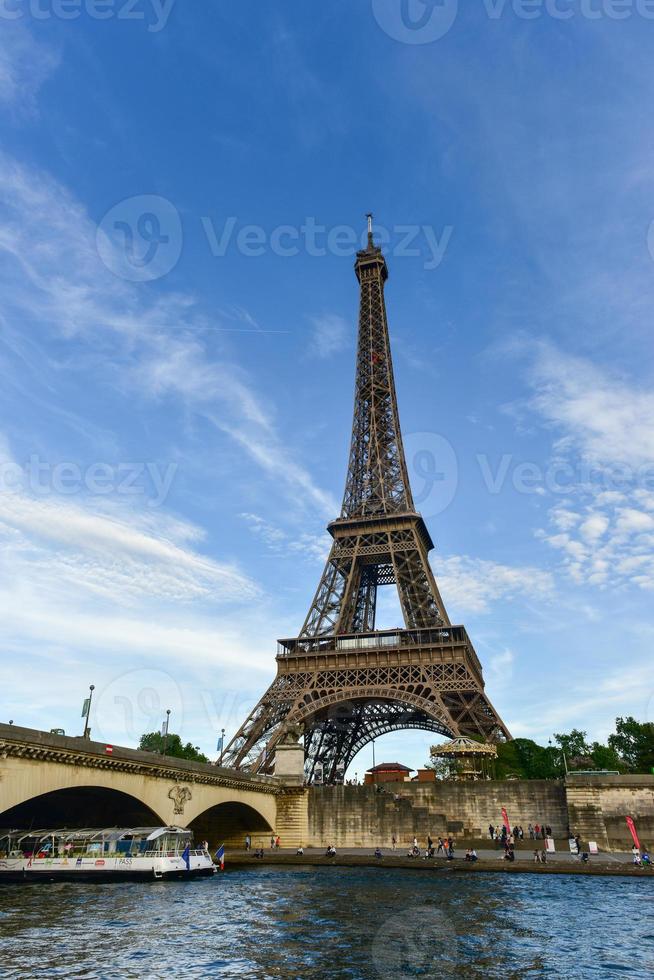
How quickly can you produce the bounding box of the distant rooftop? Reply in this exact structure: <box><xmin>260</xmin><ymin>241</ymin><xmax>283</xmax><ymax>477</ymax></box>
<box><xmin>366</xmin><ymin>762</ymin><xmax>413</xmax><ymax>773</ymax></box>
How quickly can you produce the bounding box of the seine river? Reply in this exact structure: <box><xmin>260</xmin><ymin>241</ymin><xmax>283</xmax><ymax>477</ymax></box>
<box><xmin>0</xmin><ymin>867</ymin><xmax>652</xmax><ymax>979</ymax></box>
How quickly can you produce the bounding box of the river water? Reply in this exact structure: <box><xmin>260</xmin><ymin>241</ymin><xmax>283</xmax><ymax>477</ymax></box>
<box><xmin>0</xmin><ymin>867</ymin><xmax>652</xmax><ymax>979</ymax></box>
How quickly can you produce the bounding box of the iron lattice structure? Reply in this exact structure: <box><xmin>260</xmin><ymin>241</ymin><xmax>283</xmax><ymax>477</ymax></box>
<box><xmin>223</xmin><ymin>219</ymin><xmax>510</xmax><ymax>782</ymax></box>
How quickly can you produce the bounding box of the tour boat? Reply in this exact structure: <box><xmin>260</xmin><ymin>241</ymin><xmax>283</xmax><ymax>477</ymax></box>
<box><xmin>0</xmin><ymin>826</ymin><xmax>216</xmax><ymax>882</ymax></box>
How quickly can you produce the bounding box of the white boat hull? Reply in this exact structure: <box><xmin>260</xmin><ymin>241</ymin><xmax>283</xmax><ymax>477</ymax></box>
<box><xmin>0</xmin><ymin>853</ymin><xmax>216</xmax><ymax>882</ymax></box>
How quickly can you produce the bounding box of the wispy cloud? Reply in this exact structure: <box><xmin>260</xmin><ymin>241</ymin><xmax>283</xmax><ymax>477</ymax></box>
<box><xmin>0</xmin><ymin>23</ymin><xmax>60</xmax><ymax>113</ymax></box>
<box><xmin>0</xmin><ymin>150</ymin><xmax>333</xmax><ymax>517</ymax></box>
<box><xmin>436</xmin><ymin>554</ymin><xmax>554</xmax><ymax>617</ymax></box>
<box><xmin>524</xmin><ymin>340</ymin><xmax>654</xmax><ymax>468</ymax></box>
<box><xmin>308</xmin><ymin>313</ymin><xmax>350</xmax><ymax>359</ymax></box>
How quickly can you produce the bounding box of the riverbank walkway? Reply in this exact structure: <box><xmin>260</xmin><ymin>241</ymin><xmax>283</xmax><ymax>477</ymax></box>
<box><xmin>227</xmin><ymin>845</ymin><xmax>652</xmax><ymax>878</ymax></box>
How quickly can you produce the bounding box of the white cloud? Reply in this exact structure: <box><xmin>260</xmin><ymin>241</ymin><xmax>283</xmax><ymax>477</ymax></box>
<box><xmin>435</xmin><ymin>554</ymin><xmax>554</xmax><ymax>616</ymax></box>
<box><xmin>540</xmin><ymin>496</ymin><xmax>654</xmax><ymax>591</ymax></box>
<box><xmin>525</xmin><ymin>340</ymin><xmax>654</xmax><ymax>469</ymax></box>
<box><xmin>0</xmin><ymin>24</ymin><xmax>60</xmax><ymax>112</ymax></box>
<box><xmin>308</xmin><ymin>314</ymin><xmax>350</xmax><ymax>358</ymax></box>
<box><xmin>241</xmin><ymin>512</ymin><xmax>330</xmax><ymax>563</ymax></box>
<box><xmin>0</xmin><ymin>150</ymin><xmax>335</xmax><ymax>518</ymax></box>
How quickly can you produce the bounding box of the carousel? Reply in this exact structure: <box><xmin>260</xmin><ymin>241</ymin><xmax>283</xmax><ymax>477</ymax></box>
<box><xmin>429</xmin><ymin>736</ymin><xmax>497</xmax><ymax>781</ymax></box>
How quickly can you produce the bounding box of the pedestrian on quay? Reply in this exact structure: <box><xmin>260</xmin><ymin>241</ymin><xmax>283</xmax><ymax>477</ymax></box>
<box><xmin>245</xmin><ymin>834</ymin><xmax>251</xmax><ymax>851</ymax></box>
<box><xmin>632</xmin><ymin>845</ymin><xmax>641</xmax><ymax>865</ymax></box>
<box><xmin>447</xmin><ymin>837</ymin><xmax>454</xmax><ymax>860</ymax></box>
<box><xmin>534</xmin><ymin>823</ymin><xmax>540</xmax><ymax>839</ymax></box>
<box><xmin>275</xmin><ymin>835</ymin><xmax>281</xmax><ymax>849</ymax></box>
<box><xmin>528</xmin><ymin>824</ymin><xmax>535</xmax><ymax>840</ymax></box>
<box><xmin>391</xmin><ymin>835</ymin><xmax>396</xmax><ymax>850</ymax></box>
<box><xmin>270</xmin><ymin>834</ymin><xmax>275</xmax><ymax>849</ymax></box>
<box><xmin>574</xmin><ymin>835</ymin><xmax>581</xmax><ymax>855</ymax></box>
<box><xmin>437</xmin><ymin>837</ymin><xmax>444</xmax><ymax>854</ymax></box>
<box><xmin>296</xmin><ymin>846</ymin><xmax>304</xmax><ymax>856</ymax></box>
<box><xmin>488</xmin><ymin>824</ymin><xmax>494</xmax><ymax>840</ymax></box>
<box><xmin>427</xmin><ymin>834</ymin><xmax>433</xmax><ymax>853</ymax></box>
<box><xmin>546</xmin><ymin>825</ymin><xmax>552</xmax><ymax>838</ymax></box>
<box><xmin>518</xmin><ymin>826</ymin><xmax>524</xmax><ymax>840</ymax></box>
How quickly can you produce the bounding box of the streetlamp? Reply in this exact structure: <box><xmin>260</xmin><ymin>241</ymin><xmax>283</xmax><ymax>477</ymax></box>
<box><xmin>372</xmin><ymin>737</ymin><xmax>376</xmax><ymax>785</ymax></box>
<box><xmin>82</xmin><ymin>685</ymin><xmax>95</xmax><ymax>740</ymax></box>
<box><xmin>549</xmin><ymin>738</ymin><xmax>568</xmax><ymax>776</ymax></box>
<box><xmin>219</xmin><ymin>727</ymin><xmax>226</xmax><ymax>765</ymax></box>
<box><xmin>161</xmin><ymin>709</ymin><xmax>171</xmax><ymax>755</ymax></box>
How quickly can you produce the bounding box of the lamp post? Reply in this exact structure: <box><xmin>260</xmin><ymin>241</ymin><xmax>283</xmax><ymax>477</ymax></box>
<box><xmin>549</xmin><ymin>738</ymin><xmax>568</xmax><ymax>776</ymax></box>
<box><xmin>161</xmin><ymin>709</ymin><xmax>171</xmax><ymax>756</ymax></box>
<box><xmin>82</xmin><ymin>685</ymin><xmax>95</xmax><ymax>740</ymax></box>
<box><xmin>219</xmin><ymin>727</ymin><xmax>225</xmax><ymax>765</ymax></box>
<box><xmin>372</xmin><ymin>737</ymin><xmax>376</xmax><ymax>785</ymax></box>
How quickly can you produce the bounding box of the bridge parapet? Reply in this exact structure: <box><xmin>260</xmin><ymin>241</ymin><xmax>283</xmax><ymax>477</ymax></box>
<box><xmin>0</xmin><ymin>724</ymin><xmax>279</xmax><ymax>796</ymax></box>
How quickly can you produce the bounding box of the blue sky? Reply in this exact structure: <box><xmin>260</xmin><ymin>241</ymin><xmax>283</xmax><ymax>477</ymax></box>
<box><xmin>1</xmin><ymin>2</ymin><xmax>653</xmax><ymax>773</ymax></box>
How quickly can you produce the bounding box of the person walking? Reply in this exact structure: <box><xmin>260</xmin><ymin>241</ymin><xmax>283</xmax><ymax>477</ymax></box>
<box><xmin>391</xmin><ymin>835</ymin><xmax>396</xmax><ymax>851</ymax></box>
<box><xmin>245</xmin><ymin>834</ymin><xmax>251</xmax><ymax>851</ymax></box>
<box><xmin>528</xmin><ymin>824</ymin><xmax>535</xmax><ymax>839</ymax></box>
<box><xmin>488</xmin><ymin>824</ymin><xmax>494</xmax><ymax>840</ymax></box>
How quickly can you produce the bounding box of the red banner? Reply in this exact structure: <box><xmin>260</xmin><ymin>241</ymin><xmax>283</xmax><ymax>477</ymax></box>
<box><xmin>626</xmin><ymin>816</ymin><xmax>641</xmax><ymax>850</ymax></box>
<box><xmin>501</xmin><ymin>807</ymin><xmax>511</xmax><ymax>834</ymax></box>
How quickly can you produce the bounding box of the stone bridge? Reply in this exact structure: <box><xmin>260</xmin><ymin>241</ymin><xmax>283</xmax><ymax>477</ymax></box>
<box><xmin>0</xmin><ymin>724</ymin><xmax>304</xmax><ymax>848</ymax></box>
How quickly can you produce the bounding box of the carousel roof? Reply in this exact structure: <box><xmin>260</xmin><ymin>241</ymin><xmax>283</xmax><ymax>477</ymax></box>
<box><xmin>430</xmin><ymin>736</ymin><xmax>498</xmax><ymax>758</ymax></box>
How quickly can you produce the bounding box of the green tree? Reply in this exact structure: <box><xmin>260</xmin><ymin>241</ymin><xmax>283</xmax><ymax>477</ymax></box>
<box><xmin>589</xmin><ymin>742</ymin><xmax>624</xmax><ymax>772</ymax></box>
<box><xmin>608</xmin><ymin>717</ymin><xmax>654</xmax><ymax>773</ymax></box>
<box><xmin>139</xmin><ymin>731</ymin><xmax>209</xmax><ymax>763</ymax></box>
<box><xmin>495</xmin><ymin>739</ymin><xmax>560</xmax><ymax>780</ymax></box>
<box><xmin>554</xmin><ymin>729</ymin><xmax>590</xmax><ymax>760</ymax></box>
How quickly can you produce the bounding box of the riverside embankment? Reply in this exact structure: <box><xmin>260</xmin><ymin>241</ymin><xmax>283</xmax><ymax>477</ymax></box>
<box><xmin>227</xmin><ymin>847</ymin><xmax>653</xmax><ymax>879</ymax></box>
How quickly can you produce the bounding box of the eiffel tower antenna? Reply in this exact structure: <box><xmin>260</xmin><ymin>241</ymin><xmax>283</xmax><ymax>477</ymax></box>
<box><xmin>223</xmin><ymin>216</ymin><xmax>510</xmax><ymax>781</ymax></box>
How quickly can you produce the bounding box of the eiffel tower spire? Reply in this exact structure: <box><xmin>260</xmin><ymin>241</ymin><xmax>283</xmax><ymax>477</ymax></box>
<box><xmin>341</xmin><ymin>214</ymin><xmax>412</xmax><ymax>519</ymax></box>
<box><xmin>222</xmin><ymin>218</ymin><xmax>510</xmax><ymax>781</ymax></box>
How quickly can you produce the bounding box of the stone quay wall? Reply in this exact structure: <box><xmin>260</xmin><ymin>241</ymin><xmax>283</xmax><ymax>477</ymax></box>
<box><xmin>289</xmin><ymin>776</ymin><xmax>654</xmax><ymax>851</ymax></box>
<box><xmin>305</xmin><ymin>780</ymin><xmax>567</xmax><ymax>848</ymax></box>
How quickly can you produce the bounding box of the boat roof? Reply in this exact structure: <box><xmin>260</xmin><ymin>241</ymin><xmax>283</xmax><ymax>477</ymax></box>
<box><xmin>0</xmin><ymin>826</ymin><xmax>191</xmax><ymax>844</ymax></box>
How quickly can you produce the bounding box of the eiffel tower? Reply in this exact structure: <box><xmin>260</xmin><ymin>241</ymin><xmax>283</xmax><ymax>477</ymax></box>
<box><xmin>223</xmin><ymin>216</ymin><xmax>510</xmax><ymax>782</ymax></box>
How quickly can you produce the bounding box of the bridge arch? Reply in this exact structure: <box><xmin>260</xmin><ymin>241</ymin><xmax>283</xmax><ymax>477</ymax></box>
<box><xmin>0</xmin><ymin>786</ymin><xmax>164</xmax><ymax>830</ymax></box>
<box><xmin>285</xmin><ymin>688</ymin><xmax>457</xmax><ymax>781</ymax></box>
<box><xmin>188</xmin><ymin>800</ymin><xmax>274</xmax><ymax>849</ymax></box>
